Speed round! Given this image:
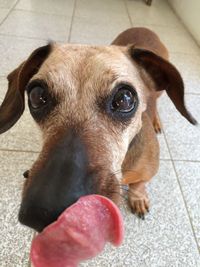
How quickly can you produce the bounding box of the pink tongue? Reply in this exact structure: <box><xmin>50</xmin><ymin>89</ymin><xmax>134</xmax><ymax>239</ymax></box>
<box><xmin>30</xmin><ymin>195</ymin><xmax>124</xmax><ymax>267</ymax></box>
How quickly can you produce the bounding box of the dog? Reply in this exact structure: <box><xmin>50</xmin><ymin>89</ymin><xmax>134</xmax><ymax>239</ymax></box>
<box><xmin>0</xmin><ymin>27</ymin><xmax>197</xmax><ymax>232</ymax></box>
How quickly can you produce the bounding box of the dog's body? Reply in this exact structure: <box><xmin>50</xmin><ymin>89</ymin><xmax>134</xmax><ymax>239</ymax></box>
<box><xmin>112</xmin><ymin>27</ymin><xmax>169</xmax><ymax>216</ymax></box>
<box><xmin>0</xmin><ymin>28</ymin><xmax>197</xmax><ymax>230</ymax></box>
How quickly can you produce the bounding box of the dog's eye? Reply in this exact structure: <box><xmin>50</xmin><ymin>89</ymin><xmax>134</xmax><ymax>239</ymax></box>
<box><xmin>29</xmin><ymin>86</ymin><xmax>48</xmax><ymax>109</ymax></box>
<box><xmin>111</xmin><ymin>86</ymin><xmax>138</xmax><ymax>113</ymax></box>
<box><xmin>112</xmin><ymin>89</ymin><xmax>134</xmax><ymax>112</ymax></box>
<box><xmin>27</xmin><ymin>81</ymin><xmax>57</xmax><ymax>122</ymax></box>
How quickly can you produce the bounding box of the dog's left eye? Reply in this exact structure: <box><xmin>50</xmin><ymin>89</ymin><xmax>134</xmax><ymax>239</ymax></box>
<box><xmin>111</xmin><ymin>86</ymin><xmax>138</xmax><ymax>113</ymax></box>
<box><xmin>112</xmin><ymin>89</ymin><xmax>134</xmax><ymax>112</ymax></box>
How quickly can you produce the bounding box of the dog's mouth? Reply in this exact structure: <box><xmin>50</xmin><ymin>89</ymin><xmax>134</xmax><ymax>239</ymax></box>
<box><xmin>30</xmin><ymin>194</ymin><xmax>124</xmax><ymax>267</ymax></box>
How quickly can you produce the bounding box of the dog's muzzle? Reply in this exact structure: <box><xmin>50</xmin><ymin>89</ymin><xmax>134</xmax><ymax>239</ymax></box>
<box><xmin>18</xmin><ymin>130</ymin><xmax>96</xmax><ymax>232</ymax></box>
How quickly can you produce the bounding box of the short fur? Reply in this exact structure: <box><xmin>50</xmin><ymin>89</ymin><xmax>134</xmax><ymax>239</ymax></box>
<box><xmin>0</xmin><ymin>27</ymin><xmax>197</xmax><ymax>227</ymax></box>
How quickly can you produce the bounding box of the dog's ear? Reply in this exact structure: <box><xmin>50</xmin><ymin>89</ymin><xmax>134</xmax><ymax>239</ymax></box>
<box><xmin>129</xmin><ymin>46</ymin><xmax>197</xmax><ymax>125</ymax></box>
<box><xmin>0</xmin><ymin>44</ymin><xmax>52</xmax><ymax>134</ymax></box>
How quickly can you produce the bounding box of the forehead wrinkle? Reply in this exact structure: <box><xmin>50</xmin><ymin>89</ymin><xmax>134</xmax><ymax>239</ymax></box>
<box><xmin>75</xmin><ymin>49</ymin><xmax>133</xmax><ymax>97</ymax></box>
<box><xmin>77</xmin><ymin>63</ymin><xmax>118</xmax><ymax>98</ymax></box>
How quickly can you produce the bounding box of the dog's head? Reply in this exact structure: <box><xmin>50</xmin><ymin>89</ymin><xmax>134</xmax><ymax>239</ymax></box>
<box><xmin>0</xmin><ymin>42</ymin><xmax>196</xmax><ymax>232</ymax></box>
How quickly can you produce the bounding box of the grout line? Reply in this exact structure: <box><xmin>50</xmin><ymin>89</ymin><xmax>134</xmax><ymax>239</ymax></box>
<box><xmin>160</xmin><ymin>158</ymin><xmax>200</xmax><ymax>163</ymax></box>
<box><xmin>68</xmin><ymin>0</ymin><xmax>77</xmax><ymax>43</ymax></box>
<box><xmin>0</xmin><ymin>0</ymin><xmax>20</xmax><ymax>27</ymax></box>
<box><xmin>169</xmin><ymin>51</ymin><xmax>200</xmax><ymax>56</ymax></box>
<box><xmin>10</xmin><ymin>7</ymin><xmax>72</xmax><ymax>19</ymax></box>
<box><xmin>169</xmin><ymin>51</ymin><xmax>200</xmax><ymax>57</ymax></box>
<box><xmin>173</xmin><ymin>163</ymin><xmax>200</xmax><ymax>255</ymax></box>
<box><xmin>0</xmin><ymin>32</ymin><xmax>51</xmax><ymax>41</ymax></box>
<box><xmin>0</xmin><ymin>32</ymin><xmax>66</xmax><ymax>43</ymax></box>
<box><xmin>123</xmin><ymin>0</ymin><xmax>133</xmax><ymax>27</ymax></box>
<box><xmin>162</xmin><ymin>128</ymin><xmax>200</xmax><ymax>254</ymax></box>
<box><xmin>0</xmin><ymin>148</ymin><xmax>39</xmax><ymax>154</ymax></box>
<box><xmin>185</xmin><ymin>92</ymin><xmax>200</xmax><ymax>96</ymax></box>
<box><xmin>159</xmin><ymin>158</ymin><xmax>171</xmax><ymax>161</ymax></box>
<box><xmin>173</xmin><ymin>159</ymin><xmax>200</xmax><ymax>163</ymax></box>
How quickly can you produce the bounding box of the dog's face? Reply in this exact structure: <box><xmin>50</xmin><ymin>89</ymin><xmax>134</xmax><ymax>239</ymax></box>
<box><xmin>0</xmin><ymin>42</ymin><xmax>196</xmax><ymax>232</ymax></box>
<box><xmin>29</xmin><ymin>44</ymin><xmax>146</xmax><ymax>170</ymax></box>
<box><xmin>22</xmin><ymin>44</ymin><xmax>147</xmax><ymax>231</ymax></box>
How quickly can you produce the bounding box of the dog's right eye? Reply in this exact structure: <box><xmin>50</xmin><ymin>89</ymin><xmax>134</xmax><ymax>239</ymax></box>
<box><xmin>104</xmin><ymin>83</ymin><xmax>138</xmax><ymax>122</ymax></box>
<box><xmin>29</xmin><ymin>86</ymin><xmax>48</xmax><ymax>109</ymax></box>
<box><xmin>27</xmin><ymin>81</ymin><xmax>57</xmax><ymax>122</ymax></box>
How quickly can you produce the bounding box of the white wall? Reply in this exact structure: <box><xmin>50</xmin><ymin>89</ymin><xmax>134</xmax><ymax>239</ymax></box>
<box><xmin>168</xmin><ymin>0</ymin><xmax>200</xmax><ymax>46</ymax></box>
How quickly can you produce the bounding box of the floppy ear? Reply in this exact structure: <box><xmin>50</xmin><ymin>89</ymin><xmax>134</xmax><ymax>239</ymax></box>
<box><xmin>129</xmin><ymin>46</ymin><xmax>197</xmax><ymax>125</ymax></box>
<box><xmin>0</xmin><ymin>44</ymin><xmax>52</xmax><ymax>134</ymax></box>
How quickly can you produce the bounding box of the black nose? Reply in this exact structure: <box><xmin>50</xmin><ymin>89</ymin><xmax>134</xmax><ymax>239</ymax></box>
<box><xmin>18</xmin><ymin>189</ymin><xmax>86</xmax><ymax>232</ymax></box>
<box><xmin>18</xmin><ymin>201</ymin><xmax>64</xmax><ymax>232</ymax></box>
<box><xmin>18</xmin><ymin>131</ymin><xmax>96</xmax><ymax>232</ymax></box>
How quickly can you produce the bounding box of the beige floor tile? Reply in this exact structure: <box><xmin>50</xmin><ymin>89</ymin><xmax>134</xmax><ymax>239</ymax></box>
<box><xmin>0</xmin><ymin>77</ymin><xmax>41</xmax><ymax>152</ymax></box>
<box><xmin>170</xmin><ymin>53</ymin><xmax>200</xmax><ymax>94</ymax></box>
<box><xmin>15</xmin><ymin>0</ymin><xmax>75</xmax><ymax>16</ymax></box>
<box><xmin>0</xmin><ymin>76</ymin><xmax>7</xmax><ymax>101</ymax></box>
<box><xmin>77</xmin><ymin>0</ymin><xmax>124</xmax><ymax>10</ymax></box>
<box><xmin>0</xmin><ymin>107</ymin><xmax>42</xmax><ymax>152</ymax></box>
<box><xmin>0</xmin><ymin>0</ymin><xmax>17</xmax><ymax>9</ymax></box>
<box><xmin>0</xmin><ymin>151</ymin><xmax>37</xmax><ymax>267</ymax></box>
<box><xmin>0</xmin><ymin>8</ymin><xmax>9</xmax><ymax>23</ymax></box>
<box><xmin>126</xmin><ymin>0</ymin><xmax>181</xmax><ymax>27</ymax></box>
<box><xmin>76</xmin><ymin>0</ymin><xmax>126</xmax><ymax>18</ymax></box>
<box><xmin>157</xmin><ymin>133</ymin><xmax>170</xmax><ymax>160</ymax></box>
<box><xmin>71</xmin><ymin>0</ymin><xmax>130</xmax><ymax>44</ymax></box>
<box><xmin>0</xmin><ymin>10</ymin><xmax>71</xmax><ymax>41</ymax></box>
<box><xmin>0</xmin><ymin>35</ymin><xmax>46</xmax><ymax>76</ymax></box>
<box><xmin>80</xmin><ymin>160</ymin><xmax>200</xmax><ymax>267</ymax></box>
<box><xmin>174</xmin><ymin>161</ymin><xmax>200</xmax><ymax>248</ymax></box>
<box><xmin>70</xmin><ymin>15</ymin><xmax>130</xmax><ymax>45</ymax></box>
<box><xmin>158</xmin><ymin>93</ymin><xmax>200</xmax><ymax>161</ymax></box>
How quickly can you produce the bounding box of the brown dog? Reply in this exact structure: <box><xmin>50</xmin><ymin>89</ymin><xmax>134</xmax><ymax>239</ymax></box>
<box><xmin>0</xmin><ymin>27</ymin><xmax>197</xmax><ymax>231</ymax></box>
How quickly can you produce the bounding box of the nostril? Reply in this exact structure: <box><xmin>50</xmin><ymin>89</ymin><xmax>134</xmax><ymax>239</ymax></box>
<box><xmin>23</xmin><ymin>170</ymin><xmax>29</xmax><ymax>179</ymax></box>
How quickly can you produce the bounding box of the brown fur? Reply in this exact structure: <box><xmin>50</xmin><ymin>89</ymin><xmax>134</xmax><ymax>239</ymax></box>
<box><xmin>111</xmin><ymin>28</ymin><xmax>165</xmax><ymax>214</ymax></box>
<box><xmin>0</xmin><ymin>27</ymin><xmax>196</xmax><ymax>218</ymax></box>
<box><xmin>112</xmin><ymin>27</ymin><xmax>169</xmax><ymax>59</ymax></box>
<box><xmin>112</xmin><ymin>27</ymin><xmax>168</xmax><ymax>135</ymax></box>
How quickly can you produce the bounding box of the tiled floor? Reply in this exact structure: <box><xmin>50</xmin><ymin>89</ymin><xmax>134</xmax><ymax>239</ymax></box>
<box><xmin>0</xmin><ymin>0</ymin><xmax>199</xmax><ymax>266</ymax></box>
